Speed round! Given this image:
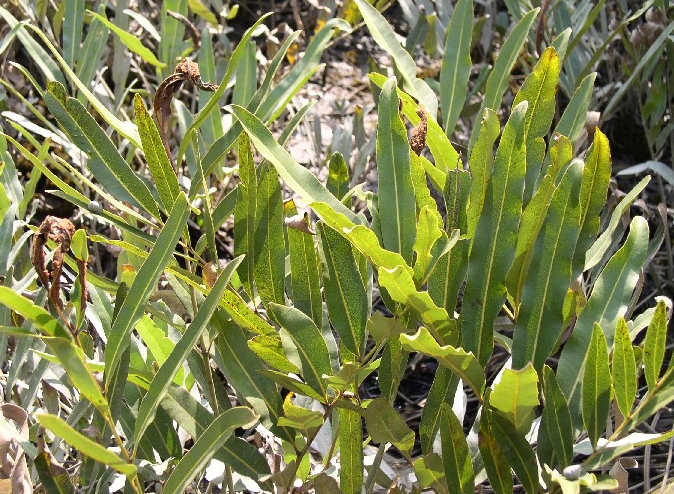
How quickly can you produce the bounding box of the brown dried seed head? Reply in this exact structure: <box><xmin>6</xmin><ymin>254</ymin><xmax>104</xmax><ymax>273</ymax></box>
<box><xmin>410</xmin><ymin>105</ymin><xmax>428</xmax><ymax>156</ymax></box>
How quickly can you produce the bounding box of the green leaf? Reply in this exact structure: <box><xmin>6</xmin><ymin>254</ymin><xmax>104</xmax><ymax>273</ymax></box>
<box><xmin>248</xmin><ymin>334</ymin><xmax>300</xmax><ymax>374</ymax></box>
<box><xmin>220</xmin><ymin>290</ymin><xmax>276</xmax><ymax>336</ymax></box>
<box><xmin>133</xmin><ymin>257</ymin><xmax>242</xmax><ymax>453</ymax></box>
<box><xmin>62</xmin><ymin>0</ymin><xmax>84</xmax><ymax>68</ymax></box>
<box><xmin>355</xmin><ymin>0</ymin><xmax>437</xmax><ymax>116</ymax></box>
<box><xmin>258</xmin><ymin>370</ymin><xmax>324</xmax><ymax>402</ymax></box>
<box><xmin>134</xmin><ymin>95</ymin><xmax>180</xmax><ymax>211</ymax></box>
<box><xmin>440</xmin><ymin>0</ymin><xmax>473</xmax><ymax>135</ymax></box>
<box><xmin>36</xmin><ymin>413</ymin><xmax>136</xmax><ymax>477</ymax></box>
<box><xmin>317</xmin><ymin>222</ymin><xmax>368</xmax><ymax>358</ymax></box>
<box><xmin>511</xmin><ymin>161</ymin><xmax>582</xmax><ymax>370</ymax></box>
<box><xmin>468</xmin><ymin>9</ymin><xmax>539</xmax><ymax>152</ymax></box>
<box><xmin>555</xmin><ymin>73</ymin><xmax>596</xmax><ymax>144</ymax></box>
<box><xmin>45</xmin><ymin>82</ymin><xmax>160</xmax><ymax>218</ymax></box>
<box><xmin>88</xmin><ymin>10</ymin><xmax>165</xmax><ymax>67</ymax></box>
<box><xmin>278</xmin><ymin>399</ymin><xmax>324</xmax><ymax>433</ymax></box>
<box><xmin>440</xmin><ymin>404</ymin><xmax>474</xmax><ymax>494</ymax></box>
<box><xmin>490</xmin><ymin>364</ymin><xmax>539</xmax><ymax>435</ymax></box>
<box><xmin>34</xmin><ymin>450</ymin><xmax>76</xmax><ymax>494</ymax></box>
<box><xmin>572</xmin><ymin>130</ymin><xmax>612</xmax><ymax>278</ymax></box>
<box><xmin>269</xmin><ymin>304</ymin><xmax>332</xmax><ymax>398</ymax></box>
<box><xmin>228</xmin><ymin>105</ymin><xmax>358</xmax><ymax>224</ymax></box>
<box><xmin>513</xmin><ymin>46</ymin><xmax>561</xmax><ymax>204</ymax></box>
<box><xmin>369</xmin><ymin>72</ymin><xmax>459</xmax><ymax>173</ymax></box>
<box><xmin>44</xmin><ymin>337</ymin><xmax>109</xmax><ymax>414</ymax></box>
<box><xmin>489</xmin><ymin>410</ymin><xmax>542</xmax><ymax>494</ymax></box>
<box><xmin>414</xmin><ymin>454</ymin><xmax>448</xmax><ymax>494</ymax></box>
<box><xmin>478</xmin><ymin>403</ymin><xmax>513</xmax><ymax>494</ymax></box>
<box><xmin>366</xmin><ymin>312</ymin><xmax>407</xmax><ymax>345</ymax></box>
<box><xmin>327</xmin><ymin>152</ymin><xmax>350</xmax><ymax>200</ymax></box>
<box><xmin>232</xmin><ymin>40</ymin><xmax>257</xmax><ymax>106</ymax></box>
<box><xmin>413</xmin><ymin>206</ymin><xmax>444</xmax><ymax>283</ymax></box>
<box><xmin>579</xmin><ymin>430</ymin><xmax>674</xmax><ymax>471</ymax></box>
<box><xmin>582</xmin><ymin>323</ymin><xmax>611</xmax><ymax>449</ymax></box>
<box><xmin>643</xmin><ymin>300</ymin><xmax>668</xmax><ymax>391</ymax></box>
<box><xmin>612</xmin><ymin>318</ymin><xmax>636</xmax><ymax>418</ymax></box>
<box><xmin>0</xmin><ymin>287</ymin><xmax>69</xmax><ymax>338</ymax></box>
<box><xmin>163</xmin><ymin>407</ymin><xmax>258</xmax><ymax>494</ymax></box>
<box><xmin>310</xmin><ymin>202</ymin><xmax>411</xmax><ymax>275</ymax></box>
<box><xmin>538</xmin><ymin>366</ymin><xmax>573</xmax><ymax>469</ymax></box>
<box><xmin>420</xmin><ymin>369</ymin><xmax>459</xmax><ymax>454</ymax></box>
<box><xmin>584</xmin><ymin>176</ymin><xmax>650</xmax><ymax>271</ymax></box>
<box><xmin>285</xmin><ymin>201</ymin><xmax>323</xmax><ymax>329</ymax></box>
<box><xmin>24</xmin><ymin>23</ymin><xmax>140</xmax><ymax>146</ymax></box>
<box><xmin>234</xmin><ymin>133</ymin><xmax>256</xmax><ymax>299</ymax></box>
<box><xmin>462</xmin><ymin>101</ymin><xmax>528</xmax><ymax>366</ymax></box>
<box><xmin>104</xmin><ymin>194</ymin><xmax>188</xmax><ymax>389</ymax></box>
<box><xmin>364</xmin><ymin>397</ymin><xmax>415</xmax><ymax>454</ymax></box>
<box><xmin>379</xmin><ymin>265</ymin><xmax>457</xmax><ymax>339</ymax></box>
<box><xmin>558</xmin><ymin>216</ymin><xmax>649</xmax><ymax>426</ymax></box>
<box><xmin>401</xmin><ymin>327</ymin><xmax>485</xmax><ymax>396</ymax></box>
<box><xmin>466</xmin><ymin>109</ymin><xmax>500</xmax><ymax>241</ymax></box>
<box><xmin>376</xmin><ymin>77</ymin><xmax>416</xmax><ymax>263</ymax></box>
<box><xmin>213</xmin><ymin>316</ymin><xmax>291</xmax><ymax>440</ymax></box>
<box><xmin>253</xmin><ymin>162</ymin><xmax>285</xmax><ymax>307</ymax></box>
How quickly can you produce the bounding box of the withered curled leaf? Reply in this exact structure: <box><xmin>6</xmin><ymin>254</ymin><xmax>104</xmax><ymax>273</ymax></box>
<box><xmin>410</xmin><ymin>105</ymin><xmax>428</xmax><ymax>156</ymax></box>
<box><xmin>285</xmin><ymin>212</ymin><xmax>316</xmax><ymax>235</ymax></box>
<box><xmin>154</xmin><ymin>58</ymin><xmax>219</xmax><ymax>159</ymax></box>
<box><xmin>32</xmin><ymin>216</ymin><xmax>76</xmax><ymax>309</ymax></box>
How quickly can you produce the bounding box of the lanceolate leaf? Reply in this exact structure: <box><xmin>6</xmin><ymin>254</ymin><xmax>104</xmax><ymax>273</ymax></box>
<box><xmin>213</xmin><ymin>315</ymin><xmax>292</xmax><ymax>441</ymax></box>
<box><xmin>285</xmin><ymin>201</ymin><xmax>322</xmax><ymax>328</ymax></box>
<box><xmin>36</xmin><ymin>413</ymin><xmax>136</xmax><ymax>478</ymax></box>
<box><xmin>462</xmin><ymin>101</ymin><xmax>528</xmax><ymax>366</ymax></box>
<box><xmin>234</xmin><ymin>133</ymin><xmax>256</xmax><ymax>299</ymax></box>
<box><xmin>478</xmin><ymin>406</ymin><xmax>513</xmax><ymax>494</ymax></box>
<box><xmin>253</xmin><ymin>162</ymin><xmax>285</xmax><ymax>307</ymax></box>
<box><xmin>512</xmin><ymin>161</ymin><xmax>582</xmax><ymax>370</ymax></box>
<box><xmin>163</xmin><ymin>407</ymin><xmax>258</xmax><ymax>494</ymax></box>
<box><xmin>440</xmin><ymin>404</ymin><xmax>474</xmax><ymax>494</ymax></box>
<box><xmin>327</xmin><ymin>152</ymin><xmax>350</xmax><ymax>200</ymax></box>
<box><xmin>413</xmin><ymin>206</ymin><xmax>444</xmax><ymax>283</ymax></box>
<box><xmin>440</xmin><ymin>0</ymin><xmax>473</xmax><ymax>135</ymax></box>
<box><xmin>45</xmin><ymin>82</ymin><xmax>160</xmax><ymax>219</ymax></box>
<box><xmin>420</xmin><ymin>369</ymin><xmax>459</xmax><ymax>454</ymax></box>
<box><xmin>490</xmin><ymin>364</ymin><xmax>539</xmax><ymax>436</ymax></box>
<box><xmin>340</xmin><ymin>407</ymin><xmax>364</xmax><ymax>494</ymax></box>
<box><xmin>538</xmin><ymin>366</ymin><xmax>573</xmax><ymax>469</ymax></box>
<box><xmin>355</xmin><ymin>0</ymin><xmax>438</xmax><ymax>116</ymax></box>
<box><xmin>466</xmin><ymin>109</ymin><xmax>500</xmax><ymax>241</ymax></box>
<box><xmin>582</xmin><ymin>323</ymin><xmax>611</xmax><ymax>449</ymax></box>
<box><xmin>612</xmin><ymin>318</ymin><xmax>636</xmax><ymax>418</ymax></box>
<box><xmin>133</xmin><ymin>257</ymin><xmax>242</xmax><ymax>452</ymax></box>
<box><xmin>228</xmin><ymin>105</ymin><xmax>358</xmax><ymax>223</ymax></box>
<box><xmin>512</xmin><ymin>46</ymin><xmax>561</xmax><ymax>204</ymax></box>
<box><xmin>584</xmin><ymin>176</ymin><xmax>650</xmax><ymax>271</ymax></box>
<box><xmin>558</xmin><ymin>216</ymin><xmax>649</xmax><ymax>426</ymax></box>
<box><xmin>317</xmin><ymin>223</ymin><xmax>368</xmax><ymax>359</ymax></box>
<box><xmin>468</xmin><ymin>9</ymin><xmax>539</xmax><ymax>152</ymax></box>
<box><xmin>105</xmin><ymin>194</ymin><xmax>189</xmax><ymax>391</ymax></box>
<box><xmin>377</xmin><ymin>77</ymin><xmax>416</xmax><ymax>263</ymax></box>
<box><xmin>89</xmin><ymin>10</ymin><xmax>165</xmax><ymax>67</ymax></box>
<box><xmin>489</xmin><ymin>410</ymin><xmax>541</xmax><ymax>494</ymax></box>
<box><xmin>269</xmin><ymin>304</ymin><xmax>332</xmax><ymax>398</ymax></box>
<box><xmin>555</xmin><ymin>73</ymin><xmax>596</xmax><ymax>144</ymax></box>
<box><xmin>134</xmin><ymin>95</ymin><xmax>180</xmax><ymax>211</ymax></box>
<box><xmin>572</xmin><ymin>130</ymin><xmax>612</xmax><ymax>278</ymax></box>
<box><xmin>161</xmin><ymin>385</ymin><xmax>272</xmax><ymax>489</ymax></box>
<box><xmin>643</xmin><ymin>300</ymin><xmax>668</xmax><ymax>391</ymax></box>
<box><xmin>364</xmin><ymin>397</ymin><xmax>415</xmax><ymax>454</ymax></box>
<box><xmin>401</xmin><ymin>327</ymin><xmax>485</xmax><ymax>396</ymax></box>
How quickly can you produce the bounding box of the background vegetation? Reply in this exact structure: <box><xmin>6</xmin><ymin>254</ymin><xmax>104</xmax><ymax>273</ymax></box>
<box><xmin>0</xmin><ymin>0</ymin><xmax>673</xmax><ymax>493</ymax></box>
